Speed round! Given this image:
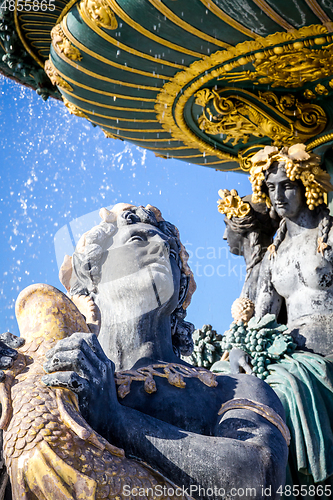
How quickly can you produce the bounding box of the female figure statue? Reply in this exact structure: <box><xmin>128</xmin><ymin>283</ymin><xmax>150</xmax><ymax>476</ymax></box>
<box><xmin>247</xmin><ymin>144</ymin><xmax>333</xmax><ymax>492</ymax></box>
<box><xmin>26</xmin><ymin>202</ymin><xmax>287</xmax><ymax>500</ymax></box>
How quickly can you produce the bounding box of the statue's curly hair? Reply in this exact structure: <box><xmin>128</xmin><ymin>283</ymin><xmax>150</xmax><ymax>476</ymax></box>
<box><xmin>60</xmin><ymin>205</ymin><xmax>196</xmax><ymax>357</ymax></box>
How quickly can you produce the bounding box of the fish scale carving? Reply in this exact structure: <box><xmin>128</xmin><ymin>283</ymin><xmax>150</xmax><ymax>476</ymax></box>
<box><xmin>0</xmin><ymin>284</ymin><xmax>192</xmax><ymax>500</ymax></box>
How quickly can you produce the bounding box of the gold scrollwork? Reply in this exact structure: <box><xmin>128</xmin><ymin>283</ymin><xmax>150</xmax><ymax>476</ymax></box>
<box><xmin>44</xmin><ymin>59</ymin><xmax>73</xmax><ymax>91</ymax></box>
<box><xmin>196</xmin><ymin>92</ymin><xmax>266</xmax><ymax>145</ymax></box>
<box><xmin>195</xmin><ymin>89</ymin><xmax>326</xmax><ymax>147</ymax></box>
<box><xmin>155</xmin><ymin>24</ymin><xmax>333</xmax><ymax>169</ymax></box>
<box><xmin>258</xmin><ymin>91</ymin><xmax>327</xmax><ymax>136</ymax></box>
<box><xmin>79</xmin><ymin>0</ymin><xmax>118</xmax><ymax>29</ymax></box>
<box><xmin>248</xmin><ymin>46</ymin><xmax>333</xmax><ymax>88</ymax></box>
<box><xmin>51</xmin><ymin>24</ymin><xmax>82</xmax><ymax>62</ymax></box>
<box><xmin>62</xmin><ymin>96</ymin><xmax>88</xmax><ymax>118</ymax></box>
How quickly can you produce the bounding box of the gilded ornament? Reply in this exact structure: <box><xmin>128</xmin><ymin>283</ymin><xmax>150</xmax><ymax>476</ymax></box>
<box><xmin>218</xmin><ymin>399</ymin><xmax>290</xmax><ymax>446</ymax></box>
<box><xmin>80</xmin><ymin>0</ymin><xmax>118</xmax><ymax>29</ymax></box>
<box><xmin>304</xmin><ymin>89</ymin><xmax>316</xmax><ymax>99</ymax></box>
<box><xmin>217</xmin><ymin>189</ymin><xmax>251</xmax><ymax>219</ymax></box>
<box><xmin>1</xmin><ymin>284</ymin><xmax>193</xmax><ymax>500</ymax></box>
<box><xmin>194</xmin><ymin>89</ymin><xmax>215</xmax><ymax>108</ymax></box>
<box><xmin>155</xmin><ymin>24</ymin><xmax>333</xmax><ymax>170</ymax></box>
<box><xmin>101</xmin><ymin>128</ymin><xmax>122</xmax><ymax>140</ymax></box>
<box><xmin>44</xmin><ymin>59</ymin><xmax>73</xmax><ymax>92</ymax></box>
<box><xmin>115</xmin><ymin>363</ymin><xmax>218</xmax><ymax>399</ymax></box>
<box><xmin>195</xmin><ymin>88</ymin><xmax>326</xmax><ymax>147</ymax></box>
<box><xmin>315</xmin><ymin>83</ymin><xmax>329</xmax><ymax>95</ymax></box>
<box><xmin>62</xmin><ymin>97</ymin><xmax>88</xmax><ymax>119</ymax></box>
<box><xmin>249</xmin><ymin>144</ymin><xmax>333</xmax><ymax>211</ymax></box>
<box><xmin>258</xmin><ymin>91</ymin><xmax>326</xmax><ymax>136</ymax></box>
<box><xmin>197</xmin><ymin>93</ymin><xmax>267</xmax><ymax>146</ymax></box>
<box><xmin>51</xmin><ymin>24</ymin><xmax>82</xmax><ymax>62</ymax></box>
<box><xmin>248</xmin><ymin>48</ymin><xmax>333</xmax><ymax>88</ymax></box>
<box><xmin>306</xmin><ymin>133</ymin><xmax>333</xmax><ymax>150</ymax></box>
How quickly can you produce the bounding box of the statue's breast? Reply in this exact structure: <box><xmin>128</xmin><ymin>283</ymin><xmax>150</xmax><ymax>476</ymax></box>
<box><xmin>271</xmin><ymin>233</ymin><xmax>333</xmax><ymax>296</ymax></box>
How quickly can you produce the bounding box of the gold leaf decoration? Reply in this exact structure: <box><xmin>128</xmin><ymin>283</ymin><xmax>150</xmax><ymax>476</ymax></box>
<box><xmin>51</xmin><ymin>24</ymin><xmax>82</xmax><ymax>62</ymax></box>
<box><xmin>315</xmin><ymin>83</ymin><xmax>329</xmax><ymax>95</ymax></box>
<box><xmin>249</xmin><ymin>48</ymin><xmax>333</xmax><ymax>88</ymax></box>
<box><xmin>62</xmin><ymin>97</ymin><xmax>88</xmax><ymax>119</ymax></box>
<box><xmin>217</xmin><ymin>189</ymin><xmax>251</xmax><ymax>219</ymax></box>
<box><xmin>195</xmin><ymin>88</ymin><xmax>326</xmax><ymax>147</ymax></box>
<box><xmin>44</xmin><ymin>59</ymin><xmax>73</xmax><ymax>92</ymax></box>
<box><xmin>80</xmin><ymin>0</ymin><xmax>118</xmax><ymax>29</ymax></box>
<box><xmin>248</xmin><ymin>144</ymin><xmax>333</xmax><ymax>211</ymax></box>
<box><xmin>101</xmin><ymin>128</ymin><xmax>123</xmax><ymax>140</ymax></box>
<box><xmin>155</xmin><ymin>24</ymin><xmax>333</xmax><ymax>169</ymax></box>
<box><xmin>115</xmin><ymin>363</ymin><xmax>217</xmax><ymax>399</ymax></box>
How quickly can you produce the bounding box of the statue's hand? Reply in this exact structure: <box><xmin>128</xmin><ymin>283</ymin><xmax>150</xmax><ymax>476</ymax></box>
<box><xmin>229</xmin><ymin>348</ymin><xmax>252</xmax><ymax>375</ymax></box>
<box><xmin>0</xmin><ymin>332</ymin><xmax>25</xmax><ymax>380</ymax></box>
<box><xmin>42</xmin><ymin>332</ymin><xmax>118</xmax><ymax>434</ymax></box>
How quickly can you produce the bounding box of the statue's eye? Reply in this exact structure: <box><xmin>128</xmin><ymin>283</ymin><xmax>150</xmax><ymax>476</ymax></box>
<box><xmin>170</xmin><ymin>249</ymin><xmax>179</xmax><ymax>264</ymax></box>
<box><xmin>127</xmin><ymin>235</ymin><xmax>145</xmax><ymax>243</ymax></box>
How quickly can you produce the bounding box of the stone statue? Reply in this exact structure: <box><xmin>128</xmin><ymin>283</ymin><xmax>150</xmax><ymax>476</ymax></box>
<box><xmin>0</xmin><ymin>203</ymin><xmax>288</xmax><ymax>499</ymax></box>
<box><xmin>224</xmin><ymin>144</ymin><xmax>333</xmax><ymax>494</ymax></box>
<box><xmin>250</xmin><ymin>145</ymin><xmax>333</xmax><ymax>356</ymax></box>
<box><xmin>218</xmin><ymin>189</ymin><xmax>278</xmax><ymax>304</ymax></box>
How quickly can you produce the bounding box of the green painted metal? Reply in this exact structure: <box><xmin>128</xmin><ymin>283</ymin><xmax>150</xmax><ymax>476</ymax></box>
<box><xmin>2</xmin><ymin>0</ymin><xmax>333</xmax><ymax>170</ymax></box>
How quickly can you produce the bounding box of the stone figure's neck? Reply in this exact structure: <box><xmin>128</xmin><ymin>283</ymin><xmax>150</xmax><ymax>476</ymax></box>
<box><xmin>97</xmin><ymin>311</ymin><xmax>180</xmax><ymax>371</ymax></box>
<box><xmin>285</xmin><ymin>209</ymin><xmax>321</xmax><ymax>237</ymax></box>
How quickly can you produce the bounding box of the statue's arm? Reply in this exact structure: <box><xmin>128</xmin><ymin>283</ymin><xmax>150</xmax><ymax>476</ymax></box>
<box><xmin>106</xmin><ymin>401</ymin><xmax>286</xmax><ymax>499</ymax></box>
<box><xmin>106</xmin><ymin>376</ymin><xmax>287</xmax><ymax>499</ymax></box>
<box><xmin>254</xmin><ymin>255</ymin><xmax>283</xmax><ymax>318</ymax></box>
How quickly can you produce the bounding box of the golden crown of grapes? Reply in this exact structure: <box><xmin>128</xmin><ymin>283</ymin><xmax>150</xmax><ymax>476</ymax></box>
<box><xmin>249</xmin><ymin>144</ymin><xmax>333</xmax><ymax>210</ymax></box>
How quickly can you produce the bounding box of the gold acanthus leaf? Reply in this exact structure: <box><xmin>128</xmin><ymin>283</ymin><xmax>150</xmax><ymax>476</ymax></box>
<box><xmin>44</xmin><ymin>59</ymin><xmax>73</xmax><ymax>92</ymax></box>
<box><xmin>101</xmin><ymin>128</ymin><xmax>123</xmax><ymax>140</ymax></box>
<box><xmin>62</xmin><ymin>97</ymin><xmax>88</xmax><ymax>119</ymax></box>
<box><xmin>80</xmin><ymin>0</ymin><xmax>118</xmax><ymax>29</ymax></box>
<box><xmin>51</xmin><ymin>24</ymin><xmax>82</xmax><ymax>62</ymax></box>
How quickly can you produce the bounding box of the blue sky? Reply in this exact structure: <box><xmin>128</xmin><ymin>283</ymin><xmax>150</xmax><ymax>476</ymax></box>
<box><xmin>1</xmin><ymin>76</ymin><xmax>251</xmax><ymax>337</ymax></box>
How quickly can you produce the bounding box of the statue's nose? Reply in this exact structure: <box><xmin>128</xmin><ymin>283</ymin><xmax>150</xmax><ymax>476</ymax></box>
<box><xmin>148</xmin><ymin>240</ymin><xmax>169</xmax><ymax>257</ymax></box>
<box><xmin>275</xmin><ymin>185</ymin><xmax>284</xmax><ymax>201</ymax></box>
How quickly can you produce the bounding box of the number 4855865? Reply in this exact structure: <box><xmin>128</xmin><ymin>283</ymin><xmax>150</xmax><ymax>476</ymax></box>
<box><xmin>0</xmin><ymin>0</ymin><xmax>55</xmax><ymax>11</ymax></box>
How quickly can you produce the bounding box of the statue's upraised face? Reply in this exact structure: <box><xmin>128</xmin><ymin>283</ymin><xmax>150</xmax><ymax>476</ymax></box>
<box><xmin>97</xmin><ymin>221</ymin><xmax>181</xmax><ymax>322</ymax></box>
<box><xmin>266</xmin><ymin>162</ymin><xmax>304</xmax><ymax>220</ymax></box>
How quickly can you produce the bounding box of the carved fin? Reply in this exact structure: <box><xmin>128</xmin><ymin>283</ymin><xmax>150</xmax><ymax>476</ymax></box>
<box><xmin>69</xmin><ymin>295</ymin><xmax>101</xmax><ymax>336</ymax></box>
<box><xmin>0</xmin><ymin>381</ymin><xmax>12</xmax><ymax>431</ymax></box>
<box><xmin>56</xmin><ymin>389</ymin><xmax>124</xmax><ymax>457</ymax></box>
